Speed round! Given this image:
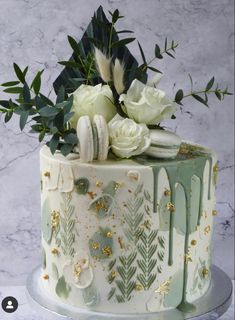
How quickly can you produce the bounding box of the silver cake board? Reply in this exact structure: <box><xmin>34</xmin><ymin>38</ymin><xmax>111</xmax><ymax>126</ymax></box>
<box><xmin>26</xmin><ymin>265</ymin><xmax>233</xmax><ymax>320</ymax></box>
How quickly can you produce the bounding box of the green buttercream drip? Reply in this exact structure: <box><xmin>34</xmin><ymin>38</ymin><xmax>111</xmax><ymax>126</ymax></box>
<box><xmin>134</xmin><ymin>144</ymin><xmax>213</xmax><ymax>310</ymax></box>
<box><xmin>152</xmin><ymin>167</ymin><xmax>160</xmax><ymax>213</ymax></box>
<box><xmin>168</xmin><ymin>185</ymin><xmax>175</xmax><ymax>266</ymax></box>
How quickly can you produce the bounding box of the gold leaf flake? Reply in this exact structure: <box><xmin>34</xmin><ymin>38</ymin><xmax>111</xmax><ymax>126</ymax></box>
<box><xmin>202</xmin><ymin>267</ymin><xmax>209</xmax><ymax>278</ymax></box>
<box><xmin>51</xmin><ymin>248</ymin><xmax>59</xmax><ymax>256</ymax></box>
<box><xmin>135</xmin><ymin>283</ymin><xmax>143</xmax><ymax>291</ymax></box>
<box><xmin>166</xmin><ymin>202</ymin><xmax>175</xmax><ymax>212</ymax></box>
<box><xmin>164</xmin><ymin>189</ymin><xmax>171</xmax><ymax>196</ymax></box>
<box><xmin>92</xmin><ymin>242</ymin><xmax>100</xmax><ymax>250</ymax></box>
<box><xmin>212</xmin><ymin>210</ymin><xmax>218</xmax><ymax>216</ymax></box>
<box><xmin>51</xmin><ymin>210</ymin><xmax>60</xmax><ymax>230</ymax></box>
<box><xmin>204</xmin><ymin>225</ymin><xmax>211</xmax><ymax>235</ymax></box>
<box><xmin>106</xmin><ymin>231</ymin><xmax>113</xmax><ymax>238</ymax></box>
<box><xmin>155</xmin><ymin>278</ymin><xmax>171</xmax><ymax>294</ymax></box>
<box><xmin>191</xmin><ymin>240</ymin><xmax>197</xmax><ymax>246</ymax></box>
<box><xmin>44</xmin><ymin>171</ymin><xmax>51</xmax><ymax>177</ymax></box>
<box><xmin>43</xmin><ymin>274</ymin><xmax>49</xmax><ymax>280</ymax></box>
<box><xmin>184</xmin><ymin>253</ymin><xmax>193</xmax><ymax>264</ymax></box>
<box><xmin>102</xmin><ymin>246</ymin><xmax>112</xmax><ymax>257</ymax></box>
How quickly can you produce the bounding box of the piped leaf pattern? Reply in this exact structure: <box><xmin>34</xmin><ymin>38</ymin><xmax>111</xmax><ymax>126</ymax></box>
<box><xmin>57</xmin><ymin>193</ymin><xmax>76</xmax><ymax>257</ymax></box>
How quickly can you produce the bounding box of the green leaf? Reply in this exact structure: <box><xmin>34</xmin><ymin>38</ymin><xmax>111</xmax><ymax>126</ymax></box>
<box><xmin>188</xmin><ymin>73</ymin><xmax>193</xmax><ymax>91</ymax></box>
<box><xmin>23</xmin><ymin>83</ymin><xmax>31</xmax><ymax>103</ymax></box>
<box><xmin>192</xmin><ymin>94</ymin><xmax>208</xmax><ymax>106</ymax></box>
<box><xmin>13</xmin><ymin>63</ymin><xmax>25</xmax><ymax>83</ymax></box>
<box><xmin>60</xmin><ymin>143</ymin><xmax>74</xmax><ymax>156</ymax></box>
<box><xmin>137</xmin><ymin>41</ymin><xmax>147</xmax><ymax>64</ymax></box>
<box><xmin>164</xmin><ymin>38</ymin><xmax>168</xmax><ymax>51</ymax></box>
<box><xmin>40</xmin><ymin>106</ymin><xmax>59</xmax><ymax>117</ymax></box>
<box><xmin>23</xmin><ymin>66</ymin><xmax>29</xmax><ymax>77</ymax></box>
<box><xmin>206</xmin><ymin>77</ymin><xmax>215</xmax><ymax>91</ymax></box>
<box><xmin>111</xmin><ymin>38</ymin><xmax>136</xmax><ymax>48</ymax></box>
<box><xmin>19</xmin><ymin>111</ymin><xmax>29</xmax><ymax>130</ymax></box>
<box><xmin>39</xmin><ymin>94</ymin><xmax>54</xmax><ymax>106</ymax></box>
<box><xmin>155</xmin><ymin>44</ymin><xmax>163</xmax><ymax>59</ymax></box>
<box><xmin>166</xmin><ymin>51</ymin><xmax>175</xmax><ymax>58</ymax></box>
<box><xmin>67</xmin><ymin>35</ymin><xmax>81</xmax><ymax>54</ymax></box>
<box><xmin>54</xmin><ymin>111</ymin><xmax>64</xmax><ymax>130</ymax></box>
<box><xmin>39</xmin><ymin>130</ymin><xmax>45</xmax><ymax>142</ymax></box>
<box><xmin>64</xmin><ymin>133</ymin><xmax>78</xmax><ymax>145</ymax></box>
<box><xmin>35</xmin><ymin>96</ymin><xmax>45</xmax><ymax>110</ymax></box>
<box><xmin>117</xmin><ymin>30</ymin><xmax>134</xmax><ymax>34</ymax></box>
<box><xmin>1</xmin><ymin>81</ymin><xmax>20</xmax><ymax>87</ymax></box>
<box><xmin>31</xmin><ymin>71</ymin><xmax>42</xmax><ymax>95</ymax></box>
<box><xmin>5</xmin><ymin>111</ymin><xmax>13</xmax><ymax>122</ymax></box>
<box><xmin>175</xmin><ymin>89</ymin><xmax>184</xmax><ymax>103</ymax></box>
<box><xmin>56</xmin><ymin>86</ymin><xmax>65</xmax><ymax>104</ymax></box>
<box><xmin>49</xmin><ymin>134</ymin><xmax>60</xmax><ymax>154</ymax></box>
<box><xmin>148</xmin><ymin>66</ymin><xmax>162</xmax><ymax>74</ymax></box>
<box><xmin>3</xmin><ymin>87</ymin><xmax>23</xmax><ymax>94</ymax></box>
<box><xmin>215</xmin><ymin>91</ymin><xmax>222</xmax><ymax>100</ymax></box>
<box><xmin>112</xmin><ymin>9</ymin><xmax>120</xmax><ymax>23</ymax></box>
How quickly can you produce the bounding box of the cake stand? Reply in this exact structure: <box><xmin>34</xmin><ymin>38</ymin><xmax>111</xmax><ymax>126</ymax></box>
<box><xmin>26</xmin><ymin>265</ymin><xmax>233</xmax><ymax>320</ymax></box>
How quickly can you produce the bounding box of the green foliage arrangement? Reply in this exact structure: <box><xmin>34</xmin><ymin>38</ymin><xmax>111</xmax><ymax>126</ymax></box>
<box><xmin>0</xmin><ymin>6</ymin><xmax>232</xmax><ymax>156</ymax></box>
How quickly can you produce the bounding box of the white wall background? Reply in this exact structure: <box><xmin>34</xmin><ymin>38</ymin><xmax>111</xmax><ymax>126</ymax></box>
<box><xmin>0</xmin><ymin>0</ymin><xmax>234</xmax><ymax>285</ymax></box>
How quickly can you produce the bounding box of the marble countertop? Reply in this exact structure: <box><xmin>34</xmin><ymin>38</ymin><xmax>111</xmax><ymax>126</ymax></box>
<box><xmin>0</xmin><ymin>282</ymin><xmax>234</xmax><ymax>320</ymax></box>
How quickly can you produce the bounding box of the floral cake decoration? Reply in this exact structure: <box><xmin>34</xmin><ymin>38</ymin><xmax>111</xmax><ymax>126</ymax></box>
<box><xmin>0</xmin><ymin>6</ymin><xmax>232</xmax><ymax>161</ymax></box>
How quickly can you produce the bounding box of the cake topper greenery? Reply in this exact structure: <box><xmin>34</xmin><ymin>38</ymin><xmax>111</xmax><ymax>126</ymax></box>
<box><xmin>0</xmin><ymin>6</ymin><xmax>232</xmax><ymax>160</ymax></box>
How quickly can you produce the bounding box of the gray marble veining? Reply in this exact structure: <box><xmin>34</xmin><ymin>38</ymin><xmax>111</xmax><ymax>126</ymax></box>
<box><xmin>0</xmin><ymin>0</ymin><xmax>234</xmax><ymax>287</ymax></box>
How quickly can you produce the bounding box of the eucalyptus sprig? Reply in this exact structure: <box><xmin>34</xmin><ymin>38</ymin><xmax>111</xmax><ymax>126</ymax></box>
<box><xmin>174</xmin><ymin>75</ymin><xmax>233</xmax><ymax>107</ymax></box>
<box><xmin>0</xmin><ymin>63</ymin><xmax>78</xmax><ymax>156</ymax></box>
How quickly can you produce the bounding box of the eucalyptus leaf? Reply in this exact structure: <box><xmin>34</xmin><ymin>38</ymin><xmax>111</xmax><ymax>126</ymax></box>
<box><xmin>60</xmin><ymin>143</ymin><xmax>74</xmax><ymax>156</ymax></box>
<box><xmin>19</xmin><ymin>111</ymin><xmax>29</xmax><ymax>130</ymax></box>
<box><xmin>23</xmin><ymin>83</ymin><xmax>31</xmax><ymax>104</ymax></box>
<box><xmin>192</xmin><ymin>94</ymin><xmax>208</xmax><ymax>106</ymax></box>
<box><xmin>111</xmin><ymin>38</ymin><xmax>136</xmax><ymax>48</ymax></box>
<box><xmin>40</xmin><ymin>106</ymin><xmax>59</xmax><ymax>117</ymax></box>
<box><xmin>155</xmin><ymin>44</ymin><xmax>163</xmax><ymax>59</ymax></box>
<box><xmin>1</xmin><ymin>81</ymin><xmax>20</xmax><ymax>87</ymax></box>
<box><xmin>137</xmin><ymin>41</ymin><xmax>147</xmax><ymax>64</ymax></box>
<box><xmin>206</xmin><ymin>77</ymin><xmax>215</xmax><ymax>91</ymax></box>
<box><xmin>175</xmin><ymin>89</ymin><xmax>184</xmax><ymax>103</ymax></box>
<box><xmin>64</xmin><ymin>132</ymin><xmax>78</xmax><ymax>144</ymax></box>
<box><xmin>5</xmin><ymin>111</ymin><xmax>13</xmax><ymax>122</ymax></box>
<box><xmin>49</xmin><ymin>134</ymin><xmax>60</xmax><ymax>154</ymax></box>
<box><xmin>56</xmin><ymin>86</ymin><xmax>66</xmax><ymax>104</ymax></box>
<box><xmin>39</xmin><ymin>94</ymin><xmax>54</xmax><ymax>106</ymax></box>
<box><xmin>215</xmin><ymin>91</ymin><xmax>221</xmax><ymax>100</ymax></box>
<box><xmin>31</xmin><ymin>71</ymin><xmax>42</xmax><ymax>95</ymax></box>
<box><xmin>3</xmin><ymin>87</ymin><xmax>23</xmax><ymax>94</ymax></box>
<box><xmin>13</xmin><ymin>63</ymin><xmax>26</xmax><ymax>83</ymax></box>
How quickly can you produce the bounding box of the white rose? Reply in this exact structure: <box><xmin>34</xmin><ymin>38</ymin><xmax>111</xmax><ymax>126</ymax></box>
<box><xmin>108</xmin><ymin>115</ymin><xmax>151</xmax><ymax>158</ymax></box>
<box><xmin>70</xmin><ymin>84</ymin><xmax>116</xmax><ymax>129</ymax></box>
<box><xmin>120</xmin><ymin>79</ymin><xmax>176</xmax><ymax>125</ymax></box>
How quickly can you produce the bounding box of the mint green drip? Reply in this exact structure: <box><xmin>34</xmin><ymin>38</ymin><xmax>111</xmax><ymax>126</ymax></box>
<box><xmin>152</xmin><ymin>167</ymin><xmax>161</xmax><ymax>213</ymax></box>
<box><xmin>133</xmin><ymin>144</ymin><xmax>213</xmax><ymax>310</ymax></box>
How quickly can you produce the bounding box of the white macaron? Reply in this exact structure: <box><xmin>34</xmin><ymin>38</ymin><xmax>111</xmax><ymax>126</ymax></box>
<box><xmin>76</xmin><ymin>115</ymin><xmax>109</xmax><ymax>162</ymax></box>
<box><xmin>145</xmin><ymin>129</ymin><xmax>182</xmax><ymax>159</ymax></box>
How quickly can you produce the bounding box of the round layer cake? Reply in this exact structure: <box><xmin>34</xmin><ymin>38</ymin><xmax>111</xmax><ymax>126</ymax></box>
<box><xmin>40</xmin><ymin>142</ymin><xmax>218</xmax><ymax>314</ymax></box>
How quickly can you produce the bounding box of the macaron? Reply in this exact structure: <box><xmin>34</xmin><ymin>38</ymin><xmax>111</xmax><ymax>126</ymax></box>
<box><xmin>93</xmin><ymin>115</ymin><xmax>109</xmax><ymax>161</ymax></box>
<box><xmin>145</xmin><ymin>129</ymin><xmax>182</xmax><ymax>159</ymax></box>
<box><xmin>76</xmin><ymin>115</ymin><xmax>109</xmax><ymax>162</ymax></box>
<box><xmin>77</xmin><ymin>115</ymin><xmax>94</xmax><ymax>162</ymax></box>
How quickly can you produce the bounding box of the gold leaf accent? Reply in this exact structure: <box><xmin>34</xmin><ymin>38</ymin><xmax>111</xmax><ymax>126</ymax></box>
<box><xmin>102</xmin><ymin>246</ymin><xmax>112</xmax><ymax>257</ymax></box>
<box><xmin>212</xmin><ymin>210</ymin><xmax>218</xmax><ymax>216</ymax></box>
<box><xmin>155</xmin><ymin>278</ymin><xmax>171</xmax><ymax>294</ymax></box>
<box><xmin>166</xmin><ymin>202</ymin><xmax>175</xmax><ymax>212</ymax></box>
<box><xmin>96</xmin><ymin>181</ymin><xmax>103</xmax><ymax>187</ymax></box>
<box><xmin>74</xmin><ymin>263</ymin><xmax>82</xmax><ymax>279</ymax></box>
<box><xmin>43</xmin><ymin>274</ymin><xmax>49</xmax><ymax>280</ymax></box>
<box><xmin>213</xmin><ymin>164</ymin><xmax>219</xmax><ymax>172</ymax></box>
<box><xmin>184</xmin><ymin>253</ymin><xmax>193</xmax><ymax>264</ymax></box>
<box><xmin>191</xmin><ymin>240</ymin><xmax>197</xmax><ymax>246</ymax></box>
<box><xmin>202</xmin><ymin>267</ymin><xmax>209</xmax><ymax>278</ymax></box>
<box><xmin>204</xmin><ymin>225</ymin><xmax>211</xmax><ymax>235</ymax></box>
<box><xmin>106</xmin><ymin>231</ymin><xmax>113</xmax><ymax>238</ymax></box>
<box><xmin>44</xmin><ymin>171</ymin><xmax>51</xmax><ymax>177</ymax></box>
<box><xmin>92</xmin><ymin>242</ymin><xmax>100</xmax><ymax>250</ymax></box>
<box><xmin>135</xmin><ymin>283</ymin><xmax>143</xmax><ymax>291</ymax></box>
<box><xmin>51</xmin><ymin>211</ymin><xmax>60</xmax><ymax>230</ymax></box>
<box><xmin>164</xmin><ymin>189</ymin><xmax>171</xmax><ymax>196</ymax></box>
<box><xmin>51</xmin><ymin>248</ymin><xmax>59</xmax><ymax>256</ymax></box>
<box><xmin>95</xmin><ymin>201</ymin><xmax>108</xmax><ymax>213</ymax></box>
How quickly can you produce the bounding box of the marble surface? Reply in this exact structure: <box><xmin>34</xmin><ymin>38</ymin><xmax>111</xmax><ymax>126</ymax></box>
<box><xmin>0</xmin><ymin>0</ymin><xmax>234</xmax><ymax>288</ymax></box>
<box><xmin>0</xmin><ymin>282</ymin><xmax>234</xmax><ymax>319</ymax></box>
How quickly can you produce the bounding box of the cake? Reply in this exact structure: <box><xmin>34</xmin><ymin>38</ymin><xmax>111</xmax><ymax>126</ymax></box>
<box><xmin>40</xmin><ymin>142</ymin><xmax>217</xmax><ymax>313</ymax></box>
<box><xmin>0</xmin><ymin>5</ymin><xmax>231</xmax><ymax>317</ymax></box>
